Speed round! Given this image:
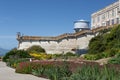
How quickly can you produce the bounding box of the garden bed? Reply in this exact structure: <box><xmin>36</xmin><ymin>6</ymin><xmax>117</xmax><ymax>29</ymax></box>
<box><xmin>15</xmin><ymin>59</ymin><xmax>120</xmax><ymax>80</ymax></box>
<box><xmin>31</xmin><ymin>60</ymin><xmax>120</xmax><ymax>72</ymax></box>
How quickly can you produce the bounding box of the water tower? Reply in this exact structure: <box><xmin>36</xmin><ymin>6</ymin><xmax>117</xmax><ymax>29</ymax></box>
<box><xmin>74</xmin><ymin>20</ymin><xmax>90</xmax><ymax>32</ymax></box>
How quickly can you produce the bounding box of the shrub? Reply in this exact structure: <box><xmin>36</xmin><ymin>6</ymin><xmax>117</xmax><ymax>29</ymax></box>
<box><xmin>104</xmin><ymin>49</ymin><xmax>117</xmax><ymax>57</ymax></box>
<box><xmin>27</xmin><ymin>45</ymin><xmax>46</xmax><ymax>53</ymax></box>
<box><xmin>88</xmin><ymin>25</ymin><xmax>120</xmax><ymax>55</ymax></box>
<box><xmin>6</xmin><ymin>58</ymin><xmax>30</xmax><ymax>68</ymax></box>
<box><xmin>52</xmin><ymin>54</ymin><xmax>63</xmax><ymax>59</ymax></box>
<box><xmin>30</xmin><ymin>53</ymin><xmax>52</xmax><ymax>60</ymax></box>
<box><xmin>52</xmin><ymin>53</ymin><xmax>76</xmax><ymax>60</ymax></box>
<box><xmin>108</xmin><ymin>52</ymin><xmax>120</xmax><ymax>64</ymax></box>
<box><xmin>3</xmin><ymin>49</ymin><xmax>31</xmax><ymax>62</ymax></box>
<box><xmin>88</xmin><ymin>35</ymin><xmax>105</xmax><ymax>54</ymax></box>
<box><xmin>84</xmin><ymin>54</ymin><xmax>103</xmax><ymax>60</ymax></box>
<box><xmin>108</xmin><ymin>57</ymin><xmax>120</xmax><ymax>64</ymax></box>
<box><xmin>65</xmin><ymin>52</ymin><xmax>75</xmax><ymax>56</ymax></box>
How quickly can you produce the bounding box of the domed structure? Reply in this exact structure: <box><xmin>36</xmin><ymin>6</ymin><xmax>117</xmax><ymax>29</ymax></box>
<box><xmin>74</xmin><ymin>20</ymin><xmax>89</xmax><ymax>32</ymax></box>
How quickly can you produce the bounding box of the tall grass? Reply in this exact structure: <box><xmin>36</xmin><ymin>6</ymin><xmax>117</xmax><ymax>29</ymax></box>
<box><xmin>65</xmin><ymin>65</ymin><xmax>120</xmax><ymax>80</ymax></box>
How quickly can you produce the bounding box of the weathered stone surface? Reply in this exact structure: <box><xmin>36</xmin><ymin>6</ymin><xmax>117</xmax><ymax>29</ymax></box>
<box><xmin>18</xmin><ymin>33</ymin><xmax>94</xmax><ymax>54</ymax></box>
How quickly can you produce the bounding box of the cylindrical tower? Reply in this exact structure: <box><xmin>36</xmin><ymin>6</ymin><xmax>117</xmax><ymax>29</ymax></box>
<box><xmin>74</xmin><ymin>20</ymin><xmax>89</xmax><ymax>32</ymax></box>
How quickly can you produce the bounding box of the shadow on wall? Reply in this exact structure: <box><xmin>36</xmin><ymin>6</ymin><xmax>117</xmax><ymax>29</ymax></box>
<box><xmin>75</xmin><ymin>49</ymin><xmax>88</xmax><ymax>54</ymax></box>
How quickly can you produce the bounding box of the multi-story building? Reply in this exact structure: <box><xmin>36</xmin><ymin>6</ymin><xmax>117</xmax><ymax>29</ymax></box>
<box><xmin>91</xmin><ymin>0</ymin><xmax>120</xmax><ymax>29</ymax></box>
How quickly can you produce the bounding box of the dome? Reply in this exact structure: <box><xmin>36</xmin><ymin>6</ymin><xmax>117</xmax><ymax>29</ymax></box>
<box><xmin>74</xmin><ymin>19</ymin><xmax>89</xmax><ymax>32</ymax></box>
<box><xmin>74</xmin><ymin>19</ymin><xmax>89</xmax><ymax>29</ymax></box>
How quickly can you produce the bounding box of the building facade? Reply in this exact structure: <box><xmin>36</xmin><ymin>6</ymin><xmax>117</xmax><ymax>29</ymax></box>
<box><xmin>91</xmin><ymin>0</ymin><xmax>120</xmax><ymax>29</ymax></box>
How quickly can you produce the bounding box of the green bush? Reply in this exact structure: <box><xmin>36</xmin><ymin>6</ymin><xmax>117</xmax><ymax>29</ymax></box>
<box><xmin>108</xmin><ymin>52</ymin><xmax>120</xmax><ymax>64</ymax></box>
<box><xmin>88</xmin><ymin>35</ymin><xmax>106</xmax><ymax>54</ymax></box>
<box><xmin>3</xmin><ymin>49</ymin><xmax>31</xmax><ymax>62</ymax></box>
<box><xmin>104</xmin><ymin>49</ymin><xmax>117</xmax><ymax>57</ymax></box>
<box><xmin>27</xmin><ymin>45</ymin><xmax>46</xmax><ymax>53</ymax></box>
<box><xmin>52</xmin><ymin>54</ymin><xmax>63</xmax><ymax>59</ymax></box>
<box><xmin>87</xmin><ymin>25</ymin><xmax>120</xmax><ymax>59</ymax></box>
<box><xmin>6</xmin><ymin>58</ymin><xmax>30</xmax><ymax>68</ymax></box>
<box><xmin>108</xmin><ymin>57</ymin><xmax>120</xmax><ymax>64</ymax></box>
<box><xmin>84</xmin><ymin>54</ymin><xmax>103</xmax><ymax>60</ymax></box>
<box><xmin>52</xmin><ymin>52</ymin><xmax>76</xmax><ymax>60</ymax></box>
<box><xmin>62</xmin><ymin>52</ymin><xmax>74</xmax><ymax>60</ymax></box>
<box><xmin>65</xmin><ymin>52</ymin><xmax>75</xmax><ymax>56</ymax></box>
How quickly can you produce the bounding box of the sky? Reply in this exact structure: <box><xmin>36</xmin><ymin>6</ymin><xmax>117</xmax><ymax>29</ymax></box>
<box><xmin>0</xmin><ymin>0</ymin><xmax>117</xmax><ymax>49</ymax></box>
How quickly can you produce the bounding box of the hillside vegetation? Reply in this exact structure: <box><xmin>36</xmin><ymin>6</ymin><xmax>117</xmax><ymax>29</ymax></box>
<box><xmin>84</xmin><ymin>25</ymin><xmax>120</xmax><ymax>60</ymax></box>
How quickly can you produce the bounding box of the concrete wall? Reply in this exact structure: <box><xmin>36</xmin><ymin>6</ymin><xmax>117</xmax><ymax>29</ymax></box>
<box><xmin>18</xmin><ymin>34</ymin><xmax>94</xmax><ymax>54</ymax></box>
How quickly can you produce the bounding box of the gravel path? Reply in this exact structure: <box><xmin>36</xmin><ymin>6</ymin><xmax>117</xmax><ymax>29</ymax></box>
<box><xmin>0</xmin><ymin>61</ymin><xmax>48</xmax><ymax>80</ymax></box>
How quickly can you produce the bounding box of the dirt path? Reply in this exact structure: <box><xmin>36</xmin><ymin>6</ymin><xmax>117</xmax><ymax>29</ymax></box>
<box><xmin>0</xmin><ymin>61</ymin><xmax>48</xmax><ymax>80</ymax></box>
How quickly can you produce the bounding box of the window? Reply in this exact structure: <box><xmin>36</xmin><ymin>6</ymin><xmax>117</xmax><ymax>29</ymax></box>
<box><xmin>92</xmin><ymin>18</ymin><xmax>95</xmax><ymax>24</ymax></box>
<box><xmin>114</xmin><ymin>8</ymin><xmax>117</xmax><ymax>16</ymax></box>
<box><xmin>97</xmin><ymin>16</ymin><xmax>100</xmax><ymax>22</ymax></box>
<box><xmin>102</xmin><ymin>14</ymin><xmax>105</xmax><ymax>20</ymax></box>
<box><xmin>112</xmin><ymin>19</ymin><xmax>114</xmax><ymax>25</ymax></box>
<box><xmin>106</xmin><ymin>21</ymin><xmax>110</xmax><ymax>26</ymax></box>
<box><xmin>117</xmin><ymin>7</ymin><xmax>119</xmax><ymax>14</ymax></box>
<box><xmin>107</xmin><ymin>12</ymin><xmax>109</xmax><ymax>18</ymax></box>
<box><xmin>102</xmin><ymin>22</ymin><xmax>105</xmax><ymax>26</ymax></box>
<box><xmin>112</xmin><ymin>9</ymin><xmax>114</xmax><ymax>17</ymax></box>
<box><xmin>116</xmin><ymin>18</ymin><xmax>119</xmax><ymax>24</ymax></box>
